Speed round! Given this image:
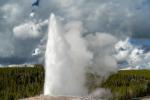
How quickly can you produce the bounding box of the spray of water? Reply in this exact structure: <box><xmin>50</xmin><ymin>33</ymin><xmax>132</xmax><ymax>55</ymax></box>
<box><xmin>44</xmin><ymin>13</ymin><xmax>87</xmax><ymax>96</ymax></box>
<box><xmin>44</xmin><ymin>13</ymin><xmax>118</xmax><ymax>97</ymax></box>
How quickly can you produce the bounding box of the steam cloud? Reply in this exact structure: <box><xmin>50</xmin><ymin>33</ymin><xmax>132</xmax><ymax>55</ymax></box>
<box><xmin>44</xmin><ymin>13</ymin><xmax>117</xmax><ymax>97</ymax></box>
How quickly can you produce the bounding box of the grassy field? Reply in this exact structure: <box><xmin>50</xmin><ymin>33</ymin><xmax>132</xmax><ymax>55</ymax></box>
<box><xmin>87</xmin><ymin>70</ymin><xmax>150</xmax><ymax>100</ymax></box>
<box><xmin>0</xmin><ymin>65</ymin><xmax>44</xmax><ymax>100</ymax></box>
<box><xmin>0</xmin><ymin>65</ymin><xmax>150</xmax><ymax>100</ymax></box>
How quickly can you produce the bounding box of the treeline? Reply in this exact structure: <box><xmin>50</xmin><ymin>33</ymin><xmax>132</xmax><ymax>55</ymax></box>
<box><xmin>86</xmin><ymin>70</ymin><xmax>150</xmax><ymax>100</ymax></box>
<box><xmin>0</xmin><ymin>65</ymin><xmax>150</xmax><ymax>100</ymax></box>
<box><xmin>0</xmin><ymin>64</ymin><xmax>44</xmax><ymax>100</ymax></box>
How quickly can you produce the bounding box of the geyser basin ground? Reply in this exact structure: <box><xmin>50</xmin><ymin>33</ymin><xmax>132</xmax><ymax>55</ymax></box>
<box><xmin>21</xmin><ymin>95</ymin><xmax>91</xmax><ymax>100</ymax></box>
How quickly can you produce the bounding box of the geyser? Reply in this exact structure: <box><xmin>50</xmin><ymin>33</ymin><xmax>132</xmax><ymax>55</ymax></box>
<box><xmin>44</xmin><ymin>13</ymin><xmax>87</xmax><ymax>96</ymax></box>
<box><xmin>44</xmin><ymin>13</ymin><xmax>118</xmax><ymax>98</ymax></box>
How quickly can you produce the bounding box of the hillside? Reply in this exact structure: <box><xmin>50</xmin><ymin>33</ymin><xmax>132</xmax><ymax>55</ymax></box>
<box><xmin>0</xmin><ymin>65</ymin><xmax>150</xmax><ymax>100</ymax></box>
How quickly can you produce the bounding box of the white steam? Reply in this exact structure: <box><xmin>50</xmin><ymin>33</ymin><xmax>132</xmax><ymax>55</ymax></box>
<box><xmin>89</xmin><ymin>88</ymin><xmax>112</xmax><ymax>100</ymax></box>
<box><xmin>44</xmin><ymin>14</ymin><xmax>88</xmax><ymax>96</ymax></box>
<box><xmin>86</xmin><ymin>33</ymin><xmax>118</xmax><ymax>78</ymax></box>
<box><xmin>44</xmin><ymin>13</ymin><xmax>118</xmax><ymax>96</ymax></box>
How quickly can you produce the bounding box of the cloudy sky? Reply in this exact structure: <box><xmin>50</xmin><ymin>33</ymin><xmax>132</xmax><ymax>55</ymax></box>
<box><xmin>0</xmin><ymin>0</ymin><xmax>150</xmax><ymax>65</ymax></box>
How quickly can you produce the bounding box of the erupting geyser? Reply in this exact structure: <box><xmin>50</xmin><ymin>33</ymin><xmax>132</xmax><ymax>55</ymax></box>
<box><xmin>44</xmin><ymin>13</ymin><xmax>87</xmax><ymax>96</ymax></box>
<box><xmin>44</xmin><ymin>13</ymin><xmax>118</xmax><ymax>98</ymax></box>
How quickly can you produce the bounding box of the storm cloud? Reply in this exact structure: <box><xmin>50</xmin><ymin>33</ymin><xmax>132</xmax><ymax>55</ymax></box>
<box><xmin>0</xmin><ymin>0</ymin><xmax>150</xmax><ymax>65</ymax></box>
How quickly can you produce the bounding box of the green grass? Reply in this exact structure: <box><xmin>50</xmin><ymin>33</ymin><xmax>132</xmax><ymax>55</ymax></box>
<box><xmin>103</xmin><ymin>70</ymin><xmax>150</xmax><ymax>100</ymax></box>
<box><xmin>0</xmin><ymin>65</ymin><xmax>44</xmax><ymax>100</ymax></box>
<box><xmin>0</xmin><ymin>65</ymin><xmax>150</xmax><ymax>100</ymax></box>
<box><xmin>86</xmin><ymin>70</ymin><xmax>150</xmax><ymax>100</ymax></box>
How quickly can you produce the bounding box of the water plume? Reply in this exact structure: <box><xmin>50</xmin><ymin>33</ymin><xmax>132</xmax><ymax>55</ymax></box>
<box><xmin>44</xmin><ymin>13</ymin><xmax>87</xmax><ymax>96</ymax></box>
<box><xmin>44</xmin><ymin>13</ymin><xmax>118</xmax><ymax>97</ymax></box>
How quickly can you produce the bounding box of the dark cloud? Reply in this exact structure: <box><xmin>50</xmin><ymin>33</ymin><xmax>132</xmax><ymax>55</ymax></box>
<box><xmin>0</xmin><ymin>57</ymin><xmax>27</xmax><ymax>65</ymax></box>
<box><xmin>0</xmin><ymin>0</ymin><xmax>149</xmax><ymax>65</ymax></box>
